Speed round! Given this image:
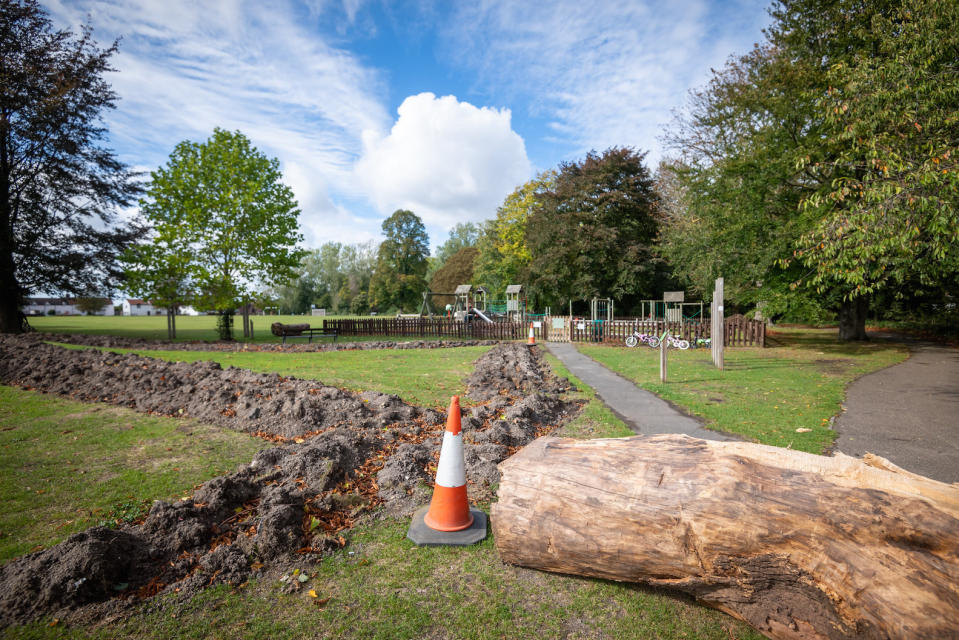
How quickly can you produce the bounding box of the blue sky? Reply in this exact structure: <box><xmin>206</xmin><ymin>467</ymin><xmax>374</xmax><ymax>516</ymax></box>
<box><xmin>46</xmin><ymin>0</ymin><xmax>771</xmax><ymax>252</ymax></box>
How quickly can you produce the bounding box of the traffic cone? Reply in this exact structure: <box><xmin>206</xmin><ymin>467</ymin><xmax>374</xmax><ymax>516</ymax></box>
<box><xmin>406</xmin><ymin>396</ymin><xmax>487</xmax><ymax>546</ymax></box>
<box><xmin>423</xmin><ymin>396</ymin><xmax>474</xmax><ymax>531</ymax></box>
<box><xmin>527</xmin><ymin>322</ymin><xmax>536</xmax><ymax>345</ymax></box>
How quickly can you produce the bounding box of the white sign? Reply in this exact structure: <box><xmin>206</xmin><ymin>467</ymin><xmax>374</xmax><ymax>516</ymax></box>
<box><xmin>717</xmin><ymin>305</ymin><xmax>724</xmax><ymax>312</ymax></box>
<box><xmin>533</xmin><ymin>321</ymin><xmax>542</xmax><ymax>328</ymax></box>
<box><xmin>577</xmin><ymin>323</ymin><xmax>586</xmax><ymax>330</ymax></box>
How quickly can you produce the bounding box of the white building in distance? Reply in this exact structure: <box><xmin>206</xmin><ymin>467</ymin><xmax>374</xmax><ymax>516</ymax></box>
<box><xmin>122</xmin><ymin>299</ymin><xmax>156</xmax><ymax>316</ymax></box>
<box><xmin>24</xmin><ymin>297</ymin><xmax>115</xmax><ymax>315</ymax></box>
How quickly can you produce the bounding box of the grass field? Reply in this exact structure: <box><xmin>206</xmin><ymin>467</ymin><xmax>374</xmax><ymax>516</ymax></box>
<box><xmin>579</xmin><ymin>327</ymin><xmax>908</xmax><ymax>453</ymax></box>
<box><xmin>53</xmin><ymin>343</ymin><xmax>492</xmax><ymax>409</ymax></box>
<box><xmin>0</xmin><ymin>322</ymin><xmax>907</xmax><ymax>638</ymax></box>
<box><xmin>0</xmin><ymin>387</ymin><xmax>268</xmax><ymax>564</ymax></box>
<box><xmin>0</xmin><ymin>341</ymin><xmax>760</xmax><ymax>639</ymax></box>
<box><xmin>28</xmin><ymin>314</ymin><xmax>467</xmax><ymax>344</ymax></box>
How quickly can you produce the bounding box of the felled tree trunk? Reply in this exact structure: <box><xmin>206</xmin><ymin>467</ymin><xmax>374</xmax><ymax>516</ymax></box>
<box><xmin>492</xmin><ymin>435</ymin><xmax>959</xmax><ymax>640</ymax></box>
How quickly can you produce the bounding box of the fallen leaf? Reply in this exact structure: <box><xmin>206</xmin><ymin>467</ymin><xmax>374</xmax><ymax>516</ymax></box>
<box><xmin>315</xmin><ymin>596</ymin><xmax>331</xmax><ymax>607</ymax></box>
<box><xmin>795</xmin><ymin>428</ymin><xmax>812</xmax><ymax>433</ymax></box>
<box><xmin>298</xmin><ymin>574</ymin><xmax>309</xmax><ymax>583</ymax></box>
<box><xmin>309</xmin><ymin>589</ymin><xmax>318</xmax><ymax>598</ymax></box>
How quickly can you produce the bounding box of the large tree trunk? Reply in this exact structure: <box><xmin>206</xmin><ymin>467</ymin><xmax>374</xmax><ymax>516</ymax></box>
<box><xmin>0</xmin><ymin>131</ymin><xmax>22</xmax><ymax>334</ymax></box>
<box><xmin>838</xmin><ymin>295</ymin><xmax>868</xmax><ymax>341</ymax></box>
<box><xmin>492</xmin><ymin>436</ymin><xmax>959</xmax><ymax>640</ymax></box>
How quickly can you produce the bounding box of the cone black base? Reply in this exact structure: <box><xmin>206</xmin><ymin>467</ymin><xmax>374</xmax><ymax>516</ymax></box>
<box><xmin>407</xmin><ymin>506</ymin><xmax>488</xmax><ymax>546</ymax></box>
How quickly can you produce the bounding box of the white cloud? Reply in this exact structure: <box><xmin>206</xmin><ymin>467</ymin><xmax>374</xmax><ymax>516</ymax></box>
<box><xmin>442</xmin><ymin>0</ymin><xmax>770</xmax><ymax>165</ymax></box>
<box><xmin>355</xmin><ymin>93</ymin><xmax>531</xmax><ymax>229</ymax></box>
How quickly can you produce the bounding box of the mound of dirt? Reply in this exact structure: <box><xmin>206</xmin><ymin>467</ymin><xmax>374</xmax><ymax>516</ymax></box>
<box><xmin>0</xmin><ymin>339</ymin><xmax>577</xmax><ymax>626</ymax></box>
<box><xmin>0</xmin><ymin>336</ymin><xmax>442</xmax><ymax>440</ymax></box>
<box><xmin>26</xmin><ymin>332</ymin><xmax>495</xmax><ymax>353</ymax></box>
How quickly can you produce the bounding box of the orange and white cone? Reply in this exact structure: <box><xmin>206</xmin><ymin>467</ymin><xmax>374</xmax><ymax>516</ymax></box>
<box><xmin>527</xmin><ymin>322</ymin><xmax>536</xmax><ymax>345</ymax></box>
<box><xmin>423</xmin><ymin>396</ymin><xmax>474</xmax><ymax>532</ymax></box>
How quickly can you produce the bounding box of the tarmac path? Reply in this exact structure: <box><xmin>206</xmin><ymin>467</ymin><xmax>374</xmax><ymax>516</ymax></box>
<box><xmin>543</xmin><ymin>342</ymin><xmax>735</xmax><ymax>441</ymax></box>
<box><xmin>833</xmin><ymin>341</ymin><xmax>959</xmax><ymax>484</ymax></box>
<box><xmin>546</xmin><ymin>338</ymin><xmax>959</xmax><ymax>483</ymax></box>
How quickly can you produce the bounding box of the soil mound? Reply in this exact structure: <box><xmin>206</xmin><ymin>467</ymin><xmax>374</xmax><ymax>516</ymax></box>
<box><xmin>0</xmin><ymin>336</ymin><xmax>442</xmax><ymax>439</ymax></box>
<box><xmin>27</xmin><ymin>332</ymin><xmax>494</xmax><ymax>353</ymax></box>
<box><xmin>0</xmin><ymin>339</ymin><xmax>576</xmax><ymax>626</ymax></box>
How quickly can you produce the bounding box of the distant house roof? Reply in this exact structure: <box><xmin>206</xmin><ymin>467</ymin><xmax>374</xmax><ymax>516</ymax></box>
<box><xmin>126</xmin><ymin>299</ymin><xmax>149</xmax><ymax>305</ymax></box>
<box><xmin>25</xmin><ymin>297</ymin><xmax>72</xmax><ymax>305</ymax></box>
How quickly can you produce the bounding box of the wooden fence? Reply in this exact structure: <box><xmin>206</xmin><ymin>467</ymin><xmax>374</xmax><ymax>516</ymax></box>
<box><xmin>323</xmin><ymin>315</ymin><xmax>765</xmax><ymax>347</ymax></box>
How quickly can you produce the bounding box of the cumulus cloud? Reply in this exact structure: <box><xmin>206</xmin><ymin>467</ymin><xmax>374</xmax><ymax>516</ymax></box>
<box><xmin>355</xmin><ymin>93</ymin><xmax>531</xmax><ymax>229</ymax></box>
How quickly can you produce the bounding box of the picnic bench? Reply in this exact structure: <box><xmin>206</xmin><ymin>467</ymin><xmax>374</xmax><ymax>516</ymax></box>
<box><xmin>270</xmin><ymin>322</ymin><xmax>338</xmax><ymax>344</ymax></box>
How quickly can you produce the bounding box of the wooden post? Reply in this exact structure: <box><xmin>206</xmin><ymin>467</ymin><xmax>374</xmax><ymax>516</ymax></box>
<box><xmin>711</xmin><ymin>277</ymin><xmax>724</xmax><ymax>370</ymax></box>
<box><xmin>659</xmin><ymin>335</ymin><xmax>667</xmax><ymax>382</ymax></box>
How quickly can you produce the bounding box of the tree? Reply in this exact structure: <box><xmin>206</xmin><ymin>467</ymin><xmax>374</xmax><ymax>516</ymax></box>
<box><xmin>123</xmin><ymin>221</ymin><xmax>194</xmax><ymax>337</ymax></box>
<box><xmin>132</xmin><ymin>128</ymin><xmax>303</xmax><ymax>339</ymax></box>
<box><xmin>426</xmin><ymin>222</ymin><xmax>480</xmax><ymax>282</ymax></box>
<box><xmin>793</xmin><ymin>0</ymin><xmax>959</xmax><ymax>333</ymax></box>
<box><xmin>526</xmin><ymin>149</ymin><xmax>659</xmax><ymax>311</ymax></box>
<box><xmin>658</xmin><ymin>0</ymin><xmax>954</xmax><ymax>340</ymax></box>
<box><xmin>0</xmin><ymin>0</ymin><xmax>144</xmax><ymax>333</ymax></box>
<box><xmin>474</xmin><ymin>171</ymin><xmax>555</xmax><ymax>298</ymax></box>
<box><xmin>75</xmin><ymin>296</ymin><xmax>109</xmax><ymax>315</ymax></box>
<box><xmin>368</xmin><ymin>210</ymin><xmax>429</xmax><ymax>312</ymax></box>
<box><xmin>429</xmin><ymin>247</ymin><xmax>479</xmax><ymax>306</ymax></box>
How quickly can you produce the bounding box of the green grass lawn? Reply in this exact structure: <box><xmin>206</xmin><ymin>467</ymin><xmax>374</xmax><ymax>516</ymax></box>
<box><xmin>4</xmin><ymin>515</ymin><xmax>762</xmax><ymax>640</ymax></box>
<box><xmin>578</xmin><ymin>327</ymin><xmax>909</xmax><ymax>453</ymax></box>
<box><xmin>1</xmin><ymin>326</ymin><xmax>900</xmax><ymax>638</ymax></box>
<box><xmin>28</xmin><ymin>314</ymin><xmax>473</xmax><ymax>344</ymax></box>
<box><xmin>0</xmin><ymin>386</ymin><xmax>268</xmax><ymax>564</ymax></box>
<box><xmin>53</xmin><ymin>343</ymin><xmax>492</xmax><ymax>409</ymax></box>
<box><xmin>0</xmin><ymin>343</ymin><xmax>762</xmax><ymax>639</ymax></box>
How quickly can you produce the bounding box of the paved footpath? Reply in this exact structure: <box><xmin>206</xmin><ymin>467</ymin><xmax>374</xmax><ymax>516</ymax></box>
<box><xmin>834</xmin><ymin>341</ymin><xmax>959</xmax><ymax>484</ymax></box>
<box><xmin>543</xmin><ymin>342</ymin><xmax>735</xmax><ymax>441</ymax></box>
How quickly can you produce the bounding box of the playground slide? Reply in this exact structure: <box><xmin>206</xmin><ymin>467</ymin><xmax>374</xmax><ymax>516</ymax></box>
<box><xmin>472</xmin><ymin>308</ymin><xmax>495</xmax><ymax>324</ymax></box>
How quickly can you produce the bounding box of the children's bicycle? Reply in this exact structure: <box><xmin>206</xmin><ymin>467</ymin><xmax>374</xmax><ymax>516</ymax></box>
<box><xmin>624</xmin><ymin>331</ymin><xmax>658</xmax><ymax>348</ymax></box>
<box><xmin>648</xmin><ymin>331</ymin><xmax>690</xmax><ymax>350</ymax></box>
<box><xmin>689</xmin><ymin>337</ymin><xmax>711</xmax><ymax>349</ymax></box>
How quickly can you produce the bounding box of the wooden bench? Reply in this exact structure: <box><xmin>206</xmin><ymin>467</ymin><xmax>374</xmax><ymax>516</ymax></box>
<box><xmin>271</xmin><ymin>323</ymin><xmax>338</xmax><ymax>344</ymax></box>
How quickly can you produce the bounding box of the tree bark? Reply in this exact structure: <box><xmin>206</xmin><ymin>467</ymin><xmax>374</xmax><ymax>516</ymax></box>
<box><xmin>0</xmin><ymin>122</ymin><xmax>22</xmax><ymax>334</ymax></box>
<box><xmin>838</xmin><ymin>296</ymin><xmax>868</xmax><ymax>341</ymax></box>
<box><xmin>492</xmin><ymin>435</ymin><xmax>959</xmax><ymax>640</ymax></box>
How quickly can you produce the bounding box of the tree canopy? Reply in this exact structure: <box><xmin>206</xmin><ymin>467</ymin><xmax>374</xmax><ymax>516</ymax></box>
<box><xmin>526</xmin><ymin>149</ymin><xmax>659</xmax><ymax>311</ymax></box>
<box><xmin>473</xmin><ymin>170</ymin><xmax>555</xmax><ymax>298</ymax></box>
<box><xmin>0</xmin><ymin>0</ymin><xmax>143</xmax><ymax>332</ymax></box>
<box><xmin>426</xmin><ymin>222</ymin><xmax>480</xmax><ymax>283</ymax></box>
<box><xmin>428</xmin><ymin>246</ymin><xmax>479</xmax><ymax>306</ymax></box>
<box><xmin>368</xmin><ymin>209</ymin><xmax>429</xmax><ymax>312</ymax></box>
<box><xmin>657</xmin><ymin>0</ymin><xmax>957</xmax><ymax>338</ymax></box>
<box><xmin>128</xmin><ymin>128</ymin><xmax>303</xmax><ymax>338</ymax></box>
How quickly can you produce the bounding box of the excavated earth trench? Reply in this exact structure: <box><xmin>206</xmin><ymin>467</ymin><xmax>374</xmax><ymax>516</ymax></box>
<box><xmin>28</xmin><ymin>332</ymin><xmax>496</xmax><ymax>352</ymax></box>
<box><xmin>0</xmin><ymin>336</ymin><xmax>578</xmax><ymax>627</ymax></box>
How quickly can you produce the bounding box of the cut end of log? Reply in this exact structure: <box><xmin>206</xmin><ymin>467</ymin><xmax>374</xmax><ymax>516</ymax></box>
<box><xmin>493</xmin><ymin>435</ymin><xmax>959</xmax><ymax>640</ymax></box>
